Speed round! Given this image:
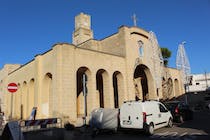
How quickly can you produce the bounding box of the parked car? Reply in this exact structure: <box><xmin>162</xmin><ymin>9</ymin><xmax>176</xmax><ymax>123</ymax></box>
<box><xmin>119</xmin><ymin>100</ymin><xmax>173</xmax><ymax>135</ymax></box>
<box><xmin>164</xmin><ymin>101</ymin><xmax>193</xmax><ymax>123</ymax></box>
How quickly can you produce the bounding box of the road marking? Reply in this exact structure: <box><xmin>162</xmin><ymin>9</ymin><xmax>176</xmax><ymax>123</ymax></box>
<box><xmin>151</xmin><ymin>131</ymin><xmax>203</xmax><ymax>140</ymax></box>
<box><xmin>150</xmin><ymin>131</ymin><xmax>169</xmax><ymax>138</ymax></box>
<box><xmin>180</xmin><ymin>132</ymin><xmax>188</xmax><ymax>136</ymax></box>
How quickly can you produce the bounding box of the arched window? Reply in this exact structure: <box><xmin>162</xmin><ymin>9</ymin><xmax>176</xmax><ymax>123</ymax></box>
<box><xmin>138</xmin><ymin>40</ymin><xmax>144</xmax><ymax>57</ymax></box>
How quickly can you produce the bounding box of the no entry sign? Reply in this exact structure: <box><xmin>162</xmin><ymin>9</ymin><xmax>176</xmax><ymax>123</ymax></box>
<box><xmin>7</xmin><ymin>83</ymin><xmax>18</xmax><ymax>93</ymax></box>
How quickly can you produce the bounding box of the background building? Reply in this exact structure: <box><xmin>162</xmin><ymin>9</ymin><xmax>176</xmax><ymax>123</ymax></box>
<box><xmin>1</xmin><ymin>13</ymin><xmax>184</xmax><ymax>125</ymax></box>
<box><xmin>188</xmin><ymin>73</ymin><xmax>210</xmax><ymax>92</ymax></box>
<box><xmin>0</xmin><ymin>64</ymin><xmax>20</xmax><ymax>112</ymax></box>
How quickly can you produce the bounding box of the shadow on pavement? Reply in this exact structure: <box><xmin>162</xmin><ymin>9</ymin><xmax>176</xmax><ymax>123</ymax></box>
<box><xmin>178</xmin><ymin>110</ymin><xmax>210</xmax><ymax>134</ymax></box>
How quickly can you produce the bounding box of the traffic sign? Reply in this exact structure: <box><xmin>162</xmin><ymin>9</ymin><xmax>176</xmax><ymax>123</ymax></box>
<box><xmin>7</xmin><ymin>83</ymin><xmax>18</xmax><ymax>93</ymax></box>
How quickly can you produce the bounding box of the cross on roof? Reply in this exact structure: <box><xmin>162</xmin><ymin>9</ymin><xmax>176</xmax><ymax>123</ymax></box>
<box><xmin>132</xmin><ymin>13</ymin><xmax>138</xmax><ymax>26</ymax></box>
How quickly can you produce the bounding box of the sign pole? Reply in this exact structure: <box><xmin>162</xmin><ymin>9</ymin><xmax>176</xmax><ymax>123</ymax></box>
<box><xmin>10</xmin><ymin>94</ymin><xmax>14</xmax><ymax>119</ymax></box>
<box><xmin>7</xmin><ymin>83</ymin><xmax>18</xmax><ymax>120</ymax></box>
<box><xmin>83</xmin><ymin>74</ymin><xmax>87</xmax><ymax>125</ymax></box>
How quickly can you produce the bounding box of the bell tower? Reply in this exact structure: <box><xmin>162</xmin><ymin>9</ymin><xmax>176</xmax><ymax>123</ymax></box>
<box><xmin>72</xmin><ymin>13</ymin><xmax>93</xmax><ymax>45</ymax></box>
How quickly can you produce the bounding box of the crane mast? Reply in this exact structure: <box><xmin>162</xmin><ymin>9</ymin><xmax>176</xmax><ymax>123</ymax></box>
<box><xmin>176</xmin><ymin>42</ymin><xmax>191</xmax><ymax>91</ymax></box>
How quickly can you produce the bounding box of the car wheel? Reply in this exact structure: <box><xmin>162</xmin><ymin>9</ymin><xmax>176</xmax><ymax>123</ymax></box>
<box><xmin>146</xmin><ymin>123</ymin><xmax>154</xmax><ymax>135</ymax></box>
<box><xmin>179</xmin><ymin>115</ymin><xmax>184</xmax><ymax>123</ymax></box>
<box><xmin>168</xmin><ymin>118</ymin><xmax>173</xmax><ymax>128</ymax></box>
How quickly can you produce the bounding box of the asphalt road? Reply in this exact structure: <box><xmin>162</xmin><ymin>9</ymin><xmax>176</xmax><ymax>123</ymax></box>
<box><xmin>1</xmin><ymin>109</ymin><xmax>210</xmax><ymax>140</ymax></box>
<box><xmin>71</xmin><ymin>110</ymin><xmax>210</xmax><ymax>140</ymax></box>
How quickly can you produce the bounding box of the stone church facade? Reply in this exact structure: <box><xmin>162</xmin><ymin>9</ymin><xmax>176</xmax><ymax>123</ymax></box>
<box><xmin>1</xmin><ymin>13</ymin><xmax>184</xmax><ymax>124</ymax></box>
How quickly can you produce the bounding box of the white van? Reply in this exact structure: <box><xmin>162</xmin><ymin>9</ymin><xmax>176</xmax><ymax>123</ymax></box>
<box><xmin>120</xmin><ymin>100</ymin><xmax>173</xmax><ymax>135</ymax></box>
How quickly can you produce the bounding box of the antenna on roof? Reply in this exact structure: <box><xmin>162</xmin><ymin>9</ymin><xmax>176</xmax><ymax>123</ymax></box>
<box><xmin>132</xmin><ymin>13</ymin><xmax>138</xmax><ymax>26</ymax></box>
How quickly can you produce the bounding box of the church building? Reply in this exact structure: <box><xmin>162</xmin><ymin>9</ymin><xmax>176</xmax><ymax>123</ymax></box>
<box><xmin>1</xmin><ymin>13</ymin><xmax>184</xmax><ymax>124</ymax></box>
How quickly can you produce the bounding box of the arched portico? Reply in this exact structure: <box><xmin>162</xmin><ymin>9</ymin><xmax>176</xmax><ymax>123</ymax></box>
<box><xmin>42</xmin><ymin>73</ymin><xmax>52</xmax><ymax>118</ymax></box>
<box><xmin>168</xmin><ymin>78</ymin><xmax>173</xmax><ymax>98</ymax></box>
<box><xmin>162</xmin><ymin>77</ymin><xmax>173</xmax><ymax>100</ymax></box>
<box><xmin>96</xmin><ymin>69</ymin><xmax>109</xmax><ymax>108</ymax></box>
<box><xmin>21</xmin><ymin>81</ymin><xmax>28</xmax><ymax>119</ymax></box>
<box><xmin>174</xmin><ymin>79</ymin><xmax>180</xmax><ymax>96</ymax></box>
<box><xmin>113</xmin><ymin>71</ymin><xmax>124</xmax><ymax>108</ymax></box>
<box><xmin>134</xmin><ymin>64</ymin><xmax>154</xmax><ymax>101</ymax></box>
<box><xmin>28</xmin><ymin>79</ymin><xmax>35</xmax><ymax>115</ymax></box>
<box><xmin>76</xmin><ymin>67</ymin><xmax>91</xmax><ymax>117</ymax></box>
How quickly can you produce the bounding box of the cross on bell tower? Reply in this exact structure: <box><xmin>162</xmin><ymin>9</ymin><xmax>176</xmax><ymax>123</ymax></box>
<box><xmin>132</xmin><ymin>13</ymin><xmax>138</xmax><ymax>26</ymax></box>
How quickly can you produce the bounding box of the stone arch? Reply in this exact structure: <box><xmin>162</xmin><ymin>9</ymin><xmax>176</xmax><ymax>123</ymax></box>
<box><xmin>42</xmin><ymin>73</ymin><xmax>52</xmax><ymax>118</ymax></box>
<box><xmin>96</xmin><ymin>69</ymin><xmax>109</xmax><ymax>108</ymax></box>
<box><xmin>162</xmin><ymin>77</ymin><xmax>167</xmax><ymax>99</ymax></box>
<box><xmin>76</xmin><ymin>67</ymin><xmax>91</xmax><ymax>117</ymax></box>
<box><xmin>162</xmin><ymin>77</ymin><xmax>174</xmax><ymax>100</ymax></box>
<box><xmin>174</xmin><ymin>79</ymin><xmax>180</xmax><ymax>96</ymax></box>
<box><xmin>113</xmin><ymin>71</ymin><xmax>124</xmax><ymax>108</ymax></box>
<box><xmin>28</xmin><ymin>78</ymin><xmax>35</xmax><ymax>115</ymax></box>
<box><xmin>134</xmin><ymin>64</ymin><xmax>154</xmax><ymax>101</ymax></box>
<box><xmin>168</xmin><ymin>78</ymin><xmax>173</xmax><ymax>98</ymax></box>
<box><xmin>22</xmin><ymin>81</ymin><xmax>28</xmax><ymax>119</ymax></box>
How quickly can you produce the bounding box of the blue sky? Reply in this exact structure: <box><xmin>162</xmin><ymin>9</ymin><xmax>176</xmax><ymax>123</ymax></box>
<box><xmin>0</xmin><ymin>0</ymin><xmax>210</xmax><ymax>74</ymax></box>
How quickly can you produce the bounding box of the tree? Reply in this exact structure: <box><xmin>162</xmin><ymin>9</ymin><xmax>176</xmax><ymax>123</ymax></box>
<box><xmin>161</xmin><ymin>47</ymin><xmax>171</xmax><ymax>67</ymax></box>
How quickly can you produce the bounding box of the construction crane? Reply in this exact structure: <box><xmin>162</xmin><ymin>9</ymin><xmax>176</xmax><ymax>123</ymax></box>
<box><xmin>176</xmin><ymin>41</ymin><xmax>191</xmax><ymax>91</ymax></box>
